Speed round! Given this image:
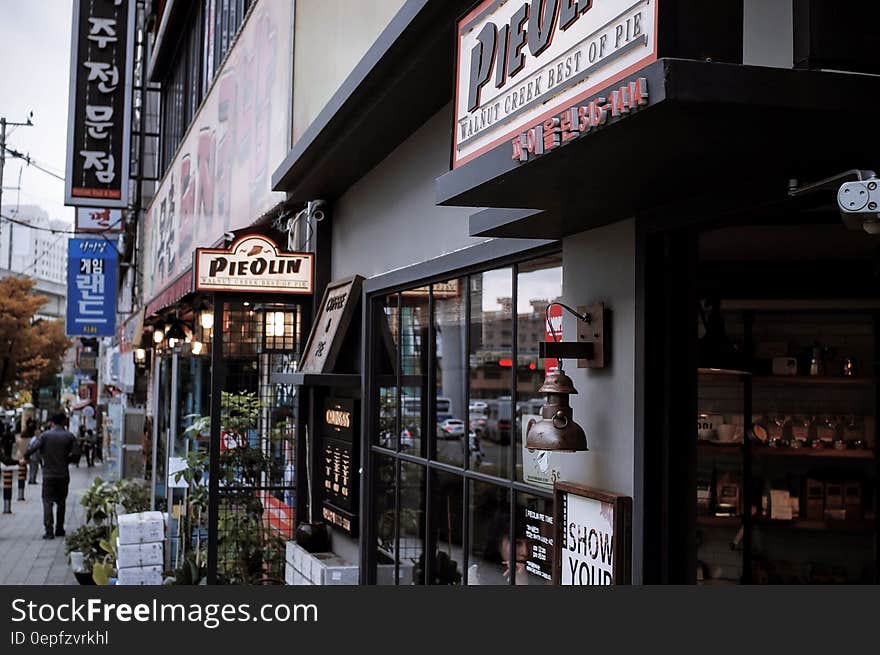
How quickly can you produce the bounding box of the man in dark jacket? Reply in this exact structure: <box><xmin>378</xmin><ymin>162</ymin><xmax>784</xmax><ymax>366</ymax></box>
<box><xmin>23</xmin><ymin>411</ymin><xmax>79</xmax><ymax>539</ymax></box>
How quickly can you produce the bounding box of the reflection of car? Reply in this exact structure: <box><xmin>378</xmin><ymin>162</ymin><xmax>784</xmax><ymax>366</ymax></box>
<box><xmin>469</xmin><ymin>414</ymin><xmax>488</xmax><ymax>435</ymax></box>
<box><xmin>400</xmin><ymin>427</ymin><xmax>416</xmax><ymax>450</ymax></box>
<box><xmin>438</xmin><ymin>419</ymin><xmax>465</xmax><ymax>439</ymax></box>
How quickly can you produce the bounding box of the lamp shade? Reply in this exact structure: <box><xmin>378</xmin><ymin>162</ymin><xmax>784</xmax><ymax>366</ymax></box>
<box><xmin>525</xmin><ymin>370</ymin><xmax>588</xmax><ymax>452</ymax></box>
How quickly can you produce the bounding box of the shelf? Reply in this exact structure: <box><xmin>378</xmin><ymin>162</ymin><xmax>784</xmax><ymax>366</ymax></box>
<box><xmin>753</xmin><ymin>447</ymin><xmax>874</xmax><ymax>460</ymax></box>
<box><xmin>698</xmin><ymin>442</ymin><xmax>743</xmax><ymax>458</ymax></box>
<box><xmin>698</xmin><ymin>516</ymin><xmax>741</xmax><ymax>528</ymax></box>
<box><xmin>752</xmin><ymin>375</ymin><xmax>874</xmax><ymax>386</ymax></box>
<box><xmin>698</xmin><ymin>368</ymin><xmax>752</xmax><ymax>378</ymax></box>
<box><xmin>754</xmin><ymin>517</ymin><xmax>875</xmax><ymax>534</ymax></box>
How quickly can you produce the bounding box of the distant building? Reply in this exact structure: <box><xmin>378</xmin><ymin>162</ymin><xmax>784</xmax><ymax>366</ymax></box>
<box><xmin>0</xmin><ymin>205</ymin><xmax>70</xmax><ymax>319</ymax></box>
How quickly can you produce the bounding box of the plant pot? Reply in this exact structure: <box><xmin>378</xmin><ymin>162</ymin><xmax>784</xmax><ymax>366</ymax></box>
<box><xmin>74</xmin><ymin>570</ymin><xmax>95</xmax><ymax>585</ymax></box>
<box><xmin>295</xmin><ymin>522</ymin><xmax>330</xmax><ymax>553</ymax></box>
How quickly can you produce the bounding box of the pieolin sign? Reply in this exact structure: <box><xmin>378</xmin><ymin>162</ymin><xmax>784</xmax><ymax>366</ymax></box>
<box><xmin>454</xmin><ymin>0</ymin><xmax>658</xmax><ymax>167</ymax></box>
<box><xmin>194</xmin><ymin>235</ymin><xmax>314</xmax><ymax>294</ymax></box>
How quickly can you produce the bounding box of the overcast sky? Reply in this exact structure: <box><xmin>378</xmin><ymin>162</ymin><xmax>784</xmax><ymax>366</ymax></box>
<box><xmin>0</xmin><ymin>0</ymin><xmax>74</xmax><ymax>223</ymax></box>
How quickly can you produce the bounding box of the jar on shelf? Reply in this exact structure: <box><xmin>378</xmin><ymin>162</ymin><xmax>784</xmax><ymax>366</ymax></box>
<box><xmin>767</xmin><ymin>414</ymin><xmax>787</xmax><ymax>448</ymax></box>
<box><xmin>791</xmin><ymin>415</ymin><xmax>812</xmax><ymax>449</ymax></box>
<box><xmin>844</xmin><ymin>415</ymin><xmax>865</xmax><ymax>450</ymax></box>
<box><xmin>815</xmin><ymin>415</ymin><xmax>838</xmax><ymax>449</ymax></box>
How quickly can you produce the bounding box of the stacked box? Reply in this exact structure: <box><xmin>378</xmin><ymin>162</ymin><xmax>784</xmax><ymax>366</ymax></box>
<box><xmin>115</xmin><ymin>511</ymin><xmax>165</xmax><ymax>585</ymax></box>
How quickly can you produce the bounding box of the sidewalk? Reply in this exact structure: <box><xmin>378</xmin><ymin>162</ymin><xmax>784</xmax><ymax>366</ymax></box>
<box><xmin>0</xmin><ymin>461</ymin><xmax>104</xmax><ymax>585</ymax></box>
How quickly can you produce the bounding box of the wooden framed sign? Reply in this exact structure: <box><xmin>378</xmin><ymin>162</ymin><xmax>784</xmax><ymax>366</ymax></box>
<box><xmin>553</xmin><ymin>481</ymin><xmax>632</xmax><ymax>585</ymax></box>
<box><xmin>299</xmin><ymin>275</ymin><xmax>364</xmax><ymax>374</ymax></box>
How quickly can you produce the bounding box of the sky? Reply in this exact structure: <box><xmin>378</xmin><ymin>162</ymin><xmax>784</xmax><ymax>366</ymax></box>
<box><xmin>0</xmin><ymin>0</ymin><xmax>74</xmax><ymax>224</ymax></box>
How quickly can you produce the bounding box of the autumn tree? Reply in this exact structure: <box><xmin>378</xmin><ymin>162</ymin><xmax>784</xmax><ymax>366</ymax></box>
<box><xmin>0</xmin><ymin>277</ymin><xmax>71</xmax><ymax>404</ymax></box>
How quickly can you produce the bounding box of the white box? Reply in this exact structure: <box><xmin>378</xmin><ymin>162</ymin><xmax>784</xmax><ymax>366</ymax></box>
<box><xmin>116</xmin><ymin>565</ymin><xmax>164</xmax><ymax>586</ymax></box>
<box><xmin>117</xmin><ymin>541</ymin><xmax>164</xmax><ymax>569</ymax></box>
<box><xmin>118</xmin><ymin>511</ymin><xmax>165</xmax><ymax>545</ymax></box>
<box><xmin>311</xmin><ymin>553</ymin><xmax>358</xmax><ymax>585</ymax></box>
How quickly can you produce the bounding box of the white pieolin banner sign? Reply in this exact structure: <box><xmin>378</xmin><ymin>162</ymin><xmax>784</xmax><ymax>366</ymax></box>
<box><xmin>454</xmin><ymin>0</ymin><xmax>658</xmax><ymax>167</ymax></box>
<box><xmin>194</xmin><ymin>235</ymin><xmax>314</xmax><ymax>294</ymax></box>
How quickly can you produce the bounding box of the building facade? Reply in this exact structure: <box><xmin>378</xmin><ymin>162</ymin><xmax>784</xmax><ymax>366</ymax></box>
<box><xmin>134</xmin><ymin>0</ymin><xmax>880</xmax><ymax>585</ymax></box>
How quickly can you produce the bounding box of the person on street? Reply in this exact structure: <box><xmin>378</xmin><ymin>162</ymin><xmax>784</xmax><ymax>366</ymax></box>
<box><xmin>84</xmin><ymin>429</ymin><xmax>96</xmax><ymax>467</ymax></box>
<box><xmin>23</xmin><ymin>411</ymin><xmax>79</xmax><ymax>539</ymax></box>
<box><xmin>26</xmin><ymin>428</ymin><xmax>41</xmax><ymax>484</ymax></box>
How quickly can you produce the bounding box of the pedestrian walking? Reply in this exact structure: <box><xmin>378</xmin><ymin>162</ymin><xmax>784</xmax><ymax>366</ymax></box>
<box><xmin>84</xmin><ymin>429</ymin><xmax>96</xmax><ymax>467</ymax></box>
<box><xmin>23</xmin><ymin>411</ymin><xmax>80</xmax><ymax>539</ymax></box>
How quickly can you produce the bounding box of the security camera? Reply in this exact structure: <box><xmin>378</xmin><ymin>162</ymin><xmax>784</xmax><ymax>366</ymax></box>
<box><xmin>308</xmin><ymin>200</ymin><xmax>327</xmax><ymax>222</ymax></box>
<box><xmin>838</xmin><ymin>179</ymin><xmax>880</xmax><ymax>233</ymax></box>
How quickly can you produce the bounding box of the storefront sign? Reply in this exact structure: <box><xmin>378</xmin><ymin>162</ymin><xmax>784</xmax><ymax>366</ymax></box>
<box><xmin>75</xmin><ymin>207</ymin><xmax>124</xmax><ymax>233</ymax></box>
<box><xmin>65</xmin><ymin>0</ymin><xmax>134</xmax><ymax>207</ymax></box>
<box><xmin>553</xmin><ymin>482</ymin><xmax>632</xmax><ymax>585</ymax></box>
<box><xmin>511</xmin><ymin>76</ymin><xmax>647</xmax><ymax>163</ymax></box>
<box><xmin>66</xmin><ymin>238</ymin><xmax>118</xmax><ymax>338</ymax></box>
<box><xmin>299</xmin><ymin>276</ymin><xmax>364</xmax><ymax>374</ymax></box>
<box><xmin>454</xmin><ymin>0</ymin><xmax>658</xmax><ymax>167</ymax></box>
<box><xmin>194</xmin><ymin>235</ymin><xmax>314</xmax><ymax>294</ymax></box>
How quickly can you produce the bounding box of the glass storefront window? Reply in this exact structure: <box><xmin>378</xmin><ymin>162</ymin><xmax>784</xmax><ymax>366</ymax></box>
<box><xmin>515</xmin><ymin>255</ymin><xmax>563</xmax><ymax>482</ymax></box>
<box><xmin>434</xmin><ymin>278</ymin><xmax>467</xmax><ymax>468</ymax></box>
<box><xmin>400</xmin><ymin>289</ymin><xmax>429</xmax><ymax>459</ymax></box>
<box><xmin>470</xmin><ymin>268</ymin><xmax>513</xmax><ymax>480</ymax></box>
<box><xmin>428</xmin><ymin>470</ymin><xmax>464</xmax><ymax>585</ymax></box>
<box><xmin>368</xmin><ymin>252</ymin><xmax>557</xmax><ymax>587</ymax></box>
<box><xmin>468</xmin><ymin>481</ymin><xmax>511</xmax><ymax>585</ymax></box>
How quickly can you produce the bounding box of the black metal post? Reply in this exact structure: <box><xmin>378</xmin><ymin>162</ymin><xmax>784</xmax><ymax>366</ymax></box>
<box><xmin>206</xmin><ymin>295</ymin><xmax>224</xmax><ymax>584</ymax></box>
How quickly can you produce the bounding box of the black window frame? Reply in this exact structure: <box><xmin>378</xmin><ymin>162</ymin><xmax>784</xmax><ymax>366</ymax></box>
<box><xmin>361</xmin><ymin>243</ymin><xmax>562</xmax><ymax>586</ymax></box>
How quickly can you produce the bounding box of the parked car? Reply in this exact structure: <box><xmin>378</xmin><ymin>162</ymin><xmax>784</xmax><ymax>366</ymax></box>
<box><xmin>437</xmin><ymin>419</ymin><xmax>465</xmax><ymax>439</ymax></box>
<box><xmin>400</xmin><ymin>426</ymin><xmax>416</xmax><ymax>450</ymax></box>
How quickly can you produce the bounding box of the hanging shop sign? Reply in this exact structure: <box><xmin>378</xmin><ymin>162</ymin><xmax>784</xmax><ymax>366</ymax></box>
<box><xmin>321</xmin><ymin>397</ymin><xmax>359</xmax><ymax>536</ymax></box>
<box><xmin>552</xmin><ymin>482</ymin><xmax>632</xmax><ymax>585</ymax></box>
<box><xmin>194</xmin><ymin>234</ymin><xmax>314</xmax><ymax>294</ymax></box>
<box><xmin>65</xmin><ymin>0</ymin><xmax>135</xmax><ymax>207</ymax></box>
<box><xmin>75</xmin><ymin>207</ymin><xmax>124</xmax><ymax>233</ymax></box>
<box><xmin>454</xmin><ymin>0</ymin><xmax>658</xmax><ymax>167</ymax></box>
<box><xmin>299</xmin><ymin>276</ymin><xmax>364</xmax><ymax>374</ymax></box>
<box><xmin>66</xmin><ymin>238</ymin><xmax>118</xmax><ymax>338</ymax></box>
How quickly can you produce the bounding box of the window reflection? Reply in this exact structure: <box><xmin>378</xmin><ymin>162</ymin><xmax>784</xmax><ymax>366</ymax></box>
<box><xmin>515</xmin><ymin>255</ymin><xmax>563</xmax><ymax>483</ymax></box>
<box><xmin>400</xmin><ymin>289</ymin><xmax>429</xmax><ymax>458</ymax></box>
<box><xmin>468</xmin><ymin>481</ymin><xmax>512</xmax><ymax>585</ymax></box>
<box><xmin>434</xmin><ymin>279</ymin><xmax>467</xmax><ymax>467</ymax></box>
<box><xmin>373</xmin><ymin>454</ymin><xmax>397</xmax><ymax>586</ymax></box>
<box><xmin>377</xmin><ymin>294</ymin><xmax>400</xmax><ymax>450</ymax></box>
<box><xmin>470</xmin><ymin>269</ymin><xmax>513</xmax><ymax>479</ymax></box>
<box><xmin>425</xmin><ymin>470</ymin><xmax>464</xmax><ymax>585</ymax></box>
<box><xmin>398</xmin><ymin>462</ymin><xmax>425</xmax><ymax>585</ymax></box>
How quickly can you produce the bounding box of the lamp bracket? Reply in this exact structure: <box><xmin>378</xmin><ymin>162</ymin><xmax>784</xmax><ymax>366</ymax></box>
<box><xmin>577</xmin><ymin>303</ymin><xmax>608</xmax><ymax>369</ymax></box>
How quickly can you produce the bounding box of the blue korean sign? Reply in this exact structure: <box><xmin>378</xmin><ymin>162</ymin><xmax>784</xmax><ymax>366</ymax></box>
<box><xmin>66</xmin><ymin>238</ymin><xmax>117</xmax><ymax>337</ymax></box>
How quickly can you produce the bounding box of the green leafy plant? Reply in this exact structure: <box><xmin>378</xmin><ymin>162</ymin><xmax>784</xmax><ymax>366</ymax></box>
<box><xmin>64</xmin><ymin>524</ymin><xmax>109</xmax><ymax>574</ymax></box>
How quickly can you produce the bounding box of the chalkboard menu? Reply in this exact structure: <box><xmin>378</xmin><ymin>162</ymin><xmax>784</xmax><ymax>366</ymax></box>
<box><xmin>321</xmin><ymin>397</ymin><xmax>359</xmax><ymax>536</ymax></box>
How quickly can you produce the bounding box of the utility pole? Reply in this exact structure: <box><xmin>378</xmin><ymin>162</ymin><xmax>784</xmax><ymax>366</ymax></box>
<box><xmin>0</xmin><ymin>113</ymin><xmax>34</xmax><ymax>270</ymax></box>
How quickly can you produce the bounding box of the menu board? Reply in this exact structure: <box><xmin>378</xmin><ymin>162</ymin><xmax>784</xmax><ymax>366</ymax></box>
<box><xmin>524</xmin><ymin>505</ymin><xmax>554</xmax><ymax>582</ymax></box>
<box><xmin>320</xmin><ymin>397</ymin><xmax>359</xmax><ymax>536</ymax></box>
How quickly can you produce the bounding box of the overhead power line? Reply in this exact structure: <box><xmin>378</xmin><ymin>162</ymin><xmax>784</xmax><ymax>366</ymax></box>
<box><xmin>1</xmin><ymin>145</ymin><xmax>65</xmax><ymax>182</ymax></box>
<box><xmin>0</xmin><ymin>212</ymin><xmax>77</xmax><ymax>235</ymax></box>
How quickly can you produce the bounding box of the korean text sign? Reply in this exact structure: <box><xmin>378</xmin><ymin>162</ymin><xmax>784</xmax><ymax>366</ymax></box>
<box><xmin>66</xmin><ymin>239</ymin><xmax>117</xmax><ymax>337</ymax></box>
<box><xmin>65</xmin><ymin>0</ymin><xmax>134</xmax><ymax>207</ymax></box>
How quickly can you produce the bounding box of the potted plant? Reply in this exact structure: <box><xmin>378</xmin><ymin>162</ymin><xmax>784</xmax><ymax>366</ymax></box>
<box><xmin>64</xmin><ymin>524</ymin><xmax>108</xmax><ymax>585</ymax></box>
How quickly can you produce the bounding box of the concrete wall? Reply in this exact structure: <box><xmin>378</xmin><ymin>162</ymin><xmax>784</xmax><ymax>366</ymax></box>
<box><xmin>292</xmin><ymin>0</ymin><xmax>407</xmax><ymax>146</ymax></box>
<box><xmin>331</xmin><ymin>104</ymin><xmax>486</xmax><ymax>280</ymax></box>
<box><xmin>561</xmin><ymin>220</ymin><xmax>636</xmax><ymax>498</ymax></box>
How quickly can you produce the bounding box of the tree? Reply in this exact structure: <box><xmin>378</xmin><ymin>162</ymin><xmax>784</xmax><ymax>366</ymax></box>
<box><xmin>0</xmin><ymin>277</ymin><xmax>71</xmax><ymax>404</ymax></box>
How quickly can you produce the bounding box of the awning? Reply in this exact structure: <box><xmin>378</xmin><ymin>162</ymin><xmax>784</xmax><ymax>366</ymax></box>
<box><xmin>144</xmin><ymin>268</ymin><xmax>194</xmax><ymax>318</ymax></box>
<box><xmin>436</xmin><ymin>59</ymin><xmax>880</xmax><ymax>239</ymax></box>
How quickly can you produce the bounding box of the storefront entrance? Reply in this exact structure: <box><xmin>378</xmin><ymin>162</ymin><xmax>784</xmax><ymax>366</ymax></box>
<box><xmin>645</xmin><ymin>212</ymin><xmax>880</xmax><ymax>584</ymax></box>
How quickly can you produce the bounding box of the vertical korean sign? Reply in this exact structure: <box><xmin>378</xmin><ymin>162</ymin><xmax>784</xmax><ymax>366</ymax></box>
<box><xmin>65</xmin><ymin>0</ymin><xmax>134</xmax><ymax>207</ymax></box>
<box><xmin>66</xmin><ymin>239</ymin><xmax>118</xmax><ymax>338</ymax></box>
